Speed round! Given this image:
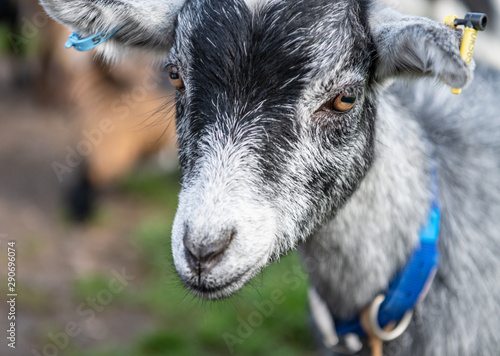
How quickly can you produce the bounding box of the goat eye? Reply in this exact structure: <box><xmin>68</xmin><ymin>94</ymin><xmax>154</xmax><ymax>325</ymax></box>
<box><xmin>323</xmin><ymin>93</ymin><xmax>357</xmax><ymax>113</ymax></box>
<box><xmin>168</xmin><ymin>65</ymin><xmax>184</xmax><ymax>89</ymax></box>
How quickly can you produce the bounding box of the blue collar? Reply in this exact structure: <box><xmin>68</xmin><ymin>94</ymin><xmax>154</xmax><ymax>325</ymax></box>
<box><xmin>65</xmin><ymin>27</ymin><xmax>121</xmax><ymax>52</ymax></box>
<box><xmin>335</xmin><ymin>168</ymin><xmax>441</xmax><ymax>338</ymax></box>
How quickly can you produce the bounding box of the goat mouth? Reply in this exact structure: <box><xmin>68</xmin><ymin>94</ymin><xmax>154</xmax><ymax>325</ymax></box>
<box><xmin>183</xmin><ymin>269</ymin><xmax>253</xmax><ymax>300</ymax></box>
<box><xmin>178</xmin><ymin>247</ymin><xmax>273</xmax><ymax>300</ymax></box>
<box><xmin>183</xmin><ymin>275</ymin><xmax>243</xmax><ymax>300</ymax></box>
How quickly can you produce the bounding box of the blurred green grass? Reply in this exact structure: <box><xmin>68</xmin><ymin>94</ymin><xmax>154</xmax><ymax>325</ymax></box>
<box><xmin>0</xmin><ymin>24</ymin><xmax>11</xmax><ymax>53</ymax></box>
<box><xmin>66</xmin><ymin>169</ymin><xmax>316</xmax><ymax>356</ymax></box>
<box><xmin>0</xmin><ymin>22</ymin><xmax>41</xmax><ymax>56</ymax></box>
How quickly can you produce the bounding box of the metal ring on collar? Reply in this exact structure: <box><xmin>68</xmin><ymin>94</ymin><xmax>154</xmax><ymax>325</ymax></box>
<box><xmin>367</xmin><ymin>294</ymin><xmax>414</xmax><ymax>342</ymax></box>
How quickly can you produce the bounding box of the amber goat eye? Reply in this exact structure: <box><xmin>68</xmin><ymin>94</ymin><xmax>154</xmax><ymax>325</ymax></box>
<box><xmin>324</xmin><ymin>93</ymin><xmax>357</xmax><ymax>113</ymax></box>
<box><xmin>168</xmin><ymin>65</ymin><xmax>184</xmax><ymax>89</ymax></box>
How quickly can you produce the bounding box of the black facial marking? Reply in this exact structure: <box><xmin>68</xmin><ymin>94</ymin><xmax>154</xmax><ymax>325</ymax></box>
<box><xmin>174</xmin><ymin>0</ymin><xmax>377</xmax><ymax>231</ymax></box>
<box><xmin>176</xmin><ymin>0</ymin><xmax>316</xmax><ymax>183</ymax></box>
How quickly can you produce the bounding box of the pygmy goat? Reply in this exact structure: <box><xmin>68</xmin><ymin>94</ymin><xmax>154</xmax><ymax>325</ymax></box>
<box><xmin>41</xmin><ymin>0</ymin><xmax>500</xmax><ymax>354</ymax></box>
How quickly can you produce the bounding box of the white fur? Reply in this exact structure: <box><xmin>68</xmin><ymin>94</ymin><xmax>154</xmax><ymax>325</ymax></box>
<box><xmin>172</xmin><ymin>116</ymin><xmax>278</xmax><ymax>298</ymax></box>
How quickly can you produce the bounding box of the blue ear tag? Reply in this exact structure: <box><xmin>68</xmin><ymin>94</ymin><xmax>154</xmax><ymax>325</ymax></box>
<box><xmin>65</xmin><ymin>27</ymin><xmax>121</xmax><ymax>51</ymax></box>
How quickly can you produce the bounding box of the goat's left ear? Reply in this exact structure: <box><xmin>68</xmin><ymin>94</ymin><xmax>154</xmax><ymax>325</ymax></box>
<box><xmin>41</xmin><ymin>0</ymin><xmax>186</xmax><ymax>59</ymax></box>
<box><xmin>368</xmin><ymin>4</ymin><xmax>473</xmax><ymax>89</ymax></box>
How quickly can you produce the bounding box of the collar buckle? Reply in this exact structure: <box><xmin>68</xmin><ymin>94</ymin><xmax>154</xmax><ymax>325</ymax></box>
<box><xmin>363</xmin><ymin>294</ymin><xmax>414</xmax><ymax>342</ymax></box>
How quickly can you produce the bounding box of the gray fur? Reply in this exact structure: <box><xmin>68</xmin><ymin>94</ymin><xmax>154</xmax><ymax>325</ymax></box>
<box><xmin>304</xmin><ymin>67</ymin><xmax>500</xmax><ymax>355</ymax></box>
<box><xmin>41</xmin><ymin>0</ymin><xmax>500</xmax><ymax>354</ymax></box>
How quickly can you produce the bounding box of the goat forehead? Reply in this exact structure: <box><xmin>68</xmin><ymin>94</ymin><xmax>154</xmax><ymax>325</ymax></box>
<box><xmin>175</xmin><ymin>0</ymin><xmax>369</xmax><ymax>94</ymax></box>
<box><xmin>173</xmin><ymin>0</ymin><xmax>371</xmax><ymax>183</ymax></box>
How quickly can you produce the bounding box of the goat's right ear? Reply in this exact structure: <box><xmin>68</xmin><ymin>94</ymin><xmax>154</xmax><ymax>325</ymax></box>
<box><xmin>368</xmin><ymin>4</ymin><xmax>473</xmax><ymax>89</ymax></box>
<box><xmin>41</xmin><ymin>0</ymin><xmax>185</xmax><ymax>58</ymax></box>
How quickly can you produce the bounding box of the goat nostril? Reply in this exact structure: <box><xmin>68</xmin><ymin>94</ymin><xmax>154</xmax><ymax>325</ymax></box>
<box><xmin>183</xmin><ymin>228</ymin><xmax>235</xmax><ymax>273</ymax></box>
<box><xmin>200</xmin><ymin>229</ymin><xmax>235</xmax><ymax>263</ymax></box>
<box><xmin>184</xmin><ymin>245</ymin><xmax>199</xmax><ymax>271</ymax></box>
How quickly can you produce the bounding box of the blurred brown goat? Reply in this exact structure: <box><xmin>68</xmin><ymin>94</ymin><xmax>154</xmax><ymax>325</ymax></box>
<box><xmin>40</xmin><ymin>20</ymin><xmax>177</xmax><ymax>220</ymax></box>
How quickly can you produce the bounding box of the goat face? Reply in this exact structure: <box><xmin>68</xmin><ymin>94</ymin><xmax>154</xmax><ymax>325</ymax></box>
<box><xmin>41</xmin><ymin>0</ymin><xmax>471</xmax><ymax>300</ymax></box>
<box><xmin>170</xmin><ymin>0</ymin><xmax>376</xmax><ymax>299</ymax></box>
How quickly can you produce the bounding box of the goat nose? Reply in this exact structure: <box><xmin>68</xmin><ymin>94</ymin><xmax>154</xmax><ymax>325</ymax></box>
<box><xmin>183</xmin><ymin>228</ymin><xmax>235</xmax><ymax>274</ymax></box>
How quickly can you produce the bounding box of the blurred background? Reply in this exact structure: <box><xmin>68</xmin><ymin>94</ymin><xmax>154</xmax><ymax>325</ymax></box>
<box><xmin>0</xmin><ymin>0</ymin><xmax>498</xmax><ymax>355</ymax></box>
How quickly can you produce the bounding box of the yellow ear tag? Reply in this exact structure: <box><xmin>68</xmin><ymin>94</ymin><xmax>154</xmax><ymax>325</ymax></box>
<box><xmin>444</xmin><ymin>13</ymin><xmax>488</xmax><ymax>95</ymax></box>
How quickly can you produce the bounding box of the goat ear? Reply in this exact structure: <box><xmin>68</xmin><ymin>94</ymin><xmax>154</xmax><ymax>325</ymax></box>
<box><xmin>40</xmin><ymin>0</ymin><xmax>185</xmax><ymax>58</ymax></box>
<box><xmin>368</xmin><ymin>4</ymin><xmax>473</xmax><ymax>89</ymax></box>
